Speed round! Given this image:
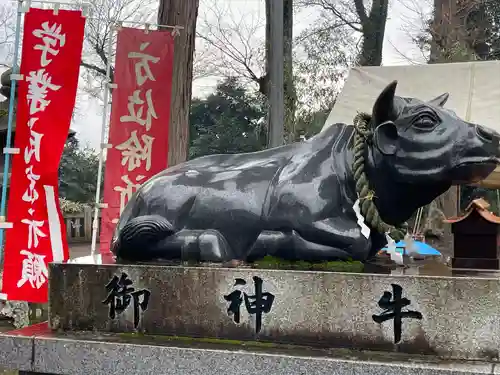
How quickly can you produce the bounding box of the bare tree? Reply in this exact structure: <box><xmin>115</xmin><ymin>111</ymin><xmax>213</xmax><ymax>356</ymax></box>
<box><xmin>0</xmin><ymin>4</ymin><xmax>16</xmax><ymax>68</ymax></box>
<box><xmin>77</xmin><ymin>0</ymin><xmax>209</xmax><ymax>104</ymax></box>
<box><xmin>196</xmin><ymin>1</ymin><xmax>266</xmax><ymax>88</ymax></box>
<box><xmin>292</xmin><ymin>0</ymin><xmax>394</xmax><ymax>135</ymax></box>
<box><xmin>293</xmin><ymin>7</ymin><xmax>357</xmax><ymax>116</ymax></box>
<box><xmin>76</xmin><ymin>0</ymin><xmax>156</xmax><ymax>100</ymax></box>
<box><xmin>0</xmin><ymin>3</ymin><xmax>20</xmax><ymax>105</ymax></box>
<box><xmin>397</xmin><ymin>0</ymin><xmax>497</xmax><ymax>63</ymax></box>
<box><xmin>157</xmin><ymin>0</ymin><xmax>200</xmax><ymax>166</ymax></box>
<box><xmin>296</xmin><ymin>0</ymin><xmax>391</xmax><ymax>66</ymax></box>
<box><xmin>197</xmin><ymin>0</ymin><xmax>297</xmax><ymax>140</ymax></box>
<box><xmin>0</xmin><ymin>0</ymin><xmax>154</xmax><ymax>102</ymax></box>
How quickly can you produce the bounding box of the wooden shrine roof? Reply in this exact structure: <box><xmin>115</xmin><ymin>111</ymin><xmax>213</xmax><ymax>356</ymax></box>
<box><xmin>444</xmin><ymin>198</ymin><xmax>500</xmax><ymax>224</ymax></box>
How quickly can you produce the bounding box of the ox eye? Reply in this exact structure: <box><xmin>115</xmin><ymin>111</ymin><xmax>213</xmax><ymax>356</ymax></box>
<box><xmin>413</xmin><ymin>113</ymin><xmax>437</xmax><ymax>130</ymax></box>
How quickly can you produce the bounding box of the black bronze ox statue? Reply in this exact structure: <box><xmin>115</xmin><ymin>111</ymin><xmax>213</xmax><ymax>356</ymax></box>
<box><xmin>112</xmin><ymin>81</ymin><xmax>500</xmax><ymax>264</ymax></box>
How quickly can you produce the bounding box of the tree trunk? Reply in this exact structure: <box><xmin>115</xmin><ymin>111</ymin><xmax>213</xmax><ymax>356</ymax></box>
<box><xmin>157</xmin><ymin>0</ymin><xmax>199</xmax><ymax>166</ymax></box>
<box><xmin>429</xmin><ymin>0</ymin><xmax>447</xmax><ymax>63</ymax></box>
<box><xmin>260</xmin><ymin>0</ymin><xmax>271</xmax><ymax>98</ymax></box>
<box><xmin>283</xmin><ymin>0</ymin><xmax>296</xmax><ymax>141</ymax></box>
<box><xmin>355</xmin><ymin>0</ymin><xmax>389</xmax><ymax>66</ymax></box>
<box><xmin>263</xmin><ymin>0</ymin><xmax>296</xmax><ymax>143</ymax></box>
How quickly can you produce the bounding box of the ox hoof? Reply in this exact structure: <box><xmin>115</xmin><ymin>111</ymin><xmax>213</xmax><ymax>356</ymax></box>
<box><xmin>197</xmin><ymin>230</ymin><xmax>235</xmax><ymax>262</ymax></box>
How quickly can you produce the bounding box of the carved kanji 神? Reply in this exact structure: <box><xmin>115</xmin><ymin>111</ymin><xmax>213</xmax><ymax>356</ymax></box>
<box><xmin>22</xmin><ymin>166</ymin><xmax>40</xmax><ymax>204</ymax></box>
<box><xmin>26</xmin><ymin>69</ymin><xmax>61</xmax><ymax>115</ymax></box>
<box><xmin>17</xmin><ymin>250</ymin><xmax>49</xmax><ymax>289</ymax></box>
<box><xmin>119</xmin><ymin>89</ymin><xmax>158</xmax><ymax>131</ymax></box>
<box><xmin>32</xmin><ymin>21</ymin><xmax>66</xmax><ymax>67</ymax></box>
<box><xmin>115</xmin><ymin>130</ymin><xmax>154</xmax><ymax>172</ymax></box>
<box><xmin>128</xmin><ymin>42</ymin><xmax>160</xmax><ymax>86</ymax></box>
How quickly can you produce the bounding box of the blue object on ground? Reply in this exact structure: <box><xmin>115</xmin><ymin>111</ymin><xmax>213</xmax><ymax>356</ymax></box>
<box><xmin>381</xmin><ymin>240</ymin><xmax>441</xmax><ymax>256</ymax></box>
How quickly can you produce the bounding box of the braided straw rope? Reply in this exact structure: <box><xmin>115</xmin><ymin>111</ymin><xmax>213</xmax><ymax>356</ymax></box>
<box><xmin>352</xmin><ymin>112</ymin><xmax>406</xmax><ymax>241</ymax></box>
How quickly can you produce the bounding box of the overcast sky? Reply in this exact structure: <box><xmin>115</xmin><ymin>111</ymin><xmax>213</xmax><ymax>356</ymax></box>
<box><xmin>0</xmin><ymin>0</ymin><xmax>431</xmax><ymax>150</ymax></box>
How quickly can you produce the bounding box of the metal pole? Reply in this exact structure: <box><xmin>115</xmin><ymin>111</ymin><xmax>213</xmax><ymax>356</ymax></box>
<box><xmin>268</xmin><ymin>0</ymin><xmax>284</xmax><ymax>148</ymax></box>
<box><xmin>90</xmin><ymin>27</ymin><xmax>114</xmax><ymax>259</ymax></box>
<box><xmin>0</xmin><ymin>0</ymin><xmax>24</xmax><ymax>263</ymax></box>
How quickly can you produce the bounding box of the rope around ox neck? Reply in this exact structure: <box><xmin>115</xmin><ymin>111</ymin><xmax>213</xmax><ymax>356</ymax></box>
<box><xmin>352</xmin><ymin>112</ymin><xmax>406</xmax><ymax>242</ymax></box>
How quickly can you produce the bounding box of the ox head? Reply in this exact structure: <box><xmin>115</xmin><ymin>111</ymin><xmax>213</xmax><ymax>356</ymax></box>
<box><xmin>366</xmin><ymin>80</ymin><xmax>500</xmax><ymax>225</ymax></box>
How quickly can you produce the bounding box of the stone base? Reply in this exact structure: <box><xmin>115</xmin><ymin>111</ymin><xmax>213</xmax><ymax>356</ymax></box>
<box><xmin>48</xmin><ymin>263</ymin><xmax>500</xmax><ymax>361</ymax></box>
<box><xmin>0</xmin><ymin>323</ymin><xmax>496</xmax><ymax>375</ymax></box>
<box><xmin>452</xmin><ymin>257</ymin><xmax>499</xmax><ymax>270</ymax></box>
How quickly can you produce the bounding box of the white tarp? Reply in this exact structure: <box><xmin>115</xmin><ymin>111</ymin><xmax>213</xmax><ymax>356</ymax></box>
<box><xmin>323</xmin><ymin>61</ymin><xmax>500</xmax><ymax>131</ymax></box>
<box><xmin>322</xmin><ymin>61</ymin><xmax>500</xmax><ymax>187</ymax></box>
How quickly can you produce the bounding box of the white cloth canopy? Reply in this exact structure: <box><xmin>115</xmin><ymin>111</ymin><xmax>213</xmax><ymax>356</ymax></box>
<box><xmin>322</xmin><ymin>61</ymin><xmax>500</xmax><ymax>188</ymax></box>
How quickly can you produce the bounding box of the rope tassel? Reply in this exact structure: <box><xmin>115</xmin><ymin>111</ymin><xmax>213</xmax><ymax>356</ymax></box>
<box><xmin>352</xmin><ymin>113</ymin><xmax>406</xmax><ymax>242</ymax></box>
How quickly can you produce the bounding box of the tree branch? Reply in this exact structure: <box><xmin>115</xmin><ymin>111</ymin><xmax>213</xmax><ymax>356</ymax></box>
<box><xmin>81</xmin><ymin>60</ymin><xmax>106</xmax><ymax>77</ymax></box>
<box><xmin>80</xmin><ymin>60</ymin><xmax>115</xmax><ymax>83</ymax></box>
<box><xmin>297</xmin><ymin>0</ymin><xmax>362</xmax><ymax>32</ymax></box>
<box><xmin>353</xmin><ymin>0</ymin><xmax>368</xmax><ymax>26</ymax></box>
<box><xmin>195</xmin><ymin>0</ymin><xmax>265</xmax><ymax>85</ymax></box>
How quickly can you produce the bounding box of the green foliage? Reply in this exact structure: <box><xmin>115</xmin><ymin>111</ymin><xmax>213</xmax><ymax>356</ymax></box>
<box><xmin>291</xmin><ymin>2</ymin><xmax>363</xmax><ymax>140</ymax></box>
<box><xmin>252</xmin><ymin>255</ymin><xmax>364</xmax><ymax>273</ymax></box>
<box><xmin>465</xmin><ymin>0</ymin><xmax>500</xmax><ymax>60</ymax></box>
<box><xmin>188</xmin><ymin>78</ymin><xmax>267</xmax><ymax>159</ymax></box>
<box><xmin>58</xmin><ymin>137</ymin><xmax>100</xmax><ymax>204</ymax></box>
<box><xmin>58</xmin><ymin>197</ymin><xmax>88</xmax><ymax>213</ymax></box>
<box><xmin>293</xmin><ymin>108</ymin><xmax>331</xmax><ymax>141</ymax></box>
<box><xmin>294</xmin><ymin>16</ymin><xmax>356</xmax><ymax>115</ymax></box>
<box><xmin>460</xmin><ymin>186</ymin><xmax>500</xmax><ymax>215</ymax></box>
<box><xmin>188</xmin><ymin>77</ymin><xmax>328</xmax><ymax>155</ymax></box>
<box><xmin>417</xmin><ymin>0</ymin><xmax>500</xmax><ymax>62</ymax></box>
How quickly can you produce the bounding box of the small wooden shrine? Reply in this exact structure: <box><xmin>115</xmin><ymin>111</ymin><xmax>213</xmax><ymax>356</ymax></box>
<box><xmin>444</xmin><ymin>198</ymin><xmax>500</xmax><ymax>270</ymax></box>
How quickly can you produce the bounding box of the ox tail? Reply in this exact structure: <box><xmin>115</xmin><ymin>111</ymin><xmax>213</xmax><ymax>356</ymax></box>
<box><xmin>112</xmin><ymin>215</ymin><xmax>176</xmax><ymax>262</ymax></box>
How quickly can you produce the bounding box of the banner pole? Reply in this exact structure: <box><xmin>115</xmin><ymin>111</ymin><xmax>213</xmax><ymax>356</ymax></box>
<box><xmin>90</xmin><ymin>24</ymin><xmax>115</xmax><ymax>259</ymax></box>
<box><xmin>0</xmin><ymin>0</ymin><xmax>24</xmax><ymax>263</ymax></box>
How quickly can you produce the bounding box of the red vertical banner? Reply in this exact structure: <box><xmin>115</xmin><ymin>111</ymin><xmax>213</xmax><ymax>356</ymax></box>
<box><xmin>99</xmin><ymin>27</ymin><xmax>174</xmax><ymax>255</ymax></box>
<box><xmin>2</xmin><ymin>9</ymin><xmax>85</xmax><ymax>302</ymax></box>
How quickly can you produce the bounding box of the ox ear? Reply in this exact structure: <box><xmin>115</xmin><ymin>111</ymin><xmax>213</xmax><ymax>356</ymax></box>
<box><xmin>429</xmin><ymin>92</ymin><xmax>449</xmax><ymax>107</ymax></box>
<box><xmin>372</xmin><ymin>80</ymin><xmax>398</xmax><ymax>125</ymax></box>
<box><xmin>373</xmin><ymin>121</ymin><xmax>398</xmax><ymax>156</ymax></box>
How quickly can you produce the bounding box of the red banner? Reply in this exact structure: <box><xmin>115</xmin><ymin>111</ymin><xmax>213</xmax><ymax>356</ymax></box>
<box><xmin>2</xmin><ymin>8</ymin><xmax>85</xmax><ymax>302</ymax></box>
<box><xmin>99</xmin><ymin>27</ymin><xmax>174</xmax><ymax>255</ymax></box>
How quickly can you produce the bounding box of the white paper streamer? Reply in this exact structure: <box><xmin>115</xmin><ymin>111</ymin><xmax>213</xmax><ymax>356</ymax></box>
<box><xmin>385</xmin><ymin>232</ymin><xmax>404</xmax><ymax>265</ymax></box>
<box><xmin>353</xmin><ymin>199</ymin><xmax>370</xmax><ymax>239</ymax></box>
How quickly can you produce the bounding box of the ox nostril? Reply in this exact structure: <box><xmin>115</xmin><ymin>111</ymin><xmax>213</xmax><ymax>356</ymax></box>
<box><xmin>476</xmin><ymin>125</ymin><xmax>495</xmax><ymax>143</ymax></box>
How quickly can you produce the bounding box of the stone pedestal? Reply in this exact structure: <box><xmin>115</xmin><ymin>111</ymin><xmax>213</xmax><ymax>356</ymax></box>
<box><xmin>48</xmin><ymin>263</ymin><xmax>500</xmax><ymax>361</ymax></box>
<box><xmin>0</xmin><ymin>322</ymin><xmax>495</xmax><ymax>375</ymax></box>
<box><xmin>0</xmin><ymin>263</ymin><xmax>498</xmax><ymax>374</ymax></box>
